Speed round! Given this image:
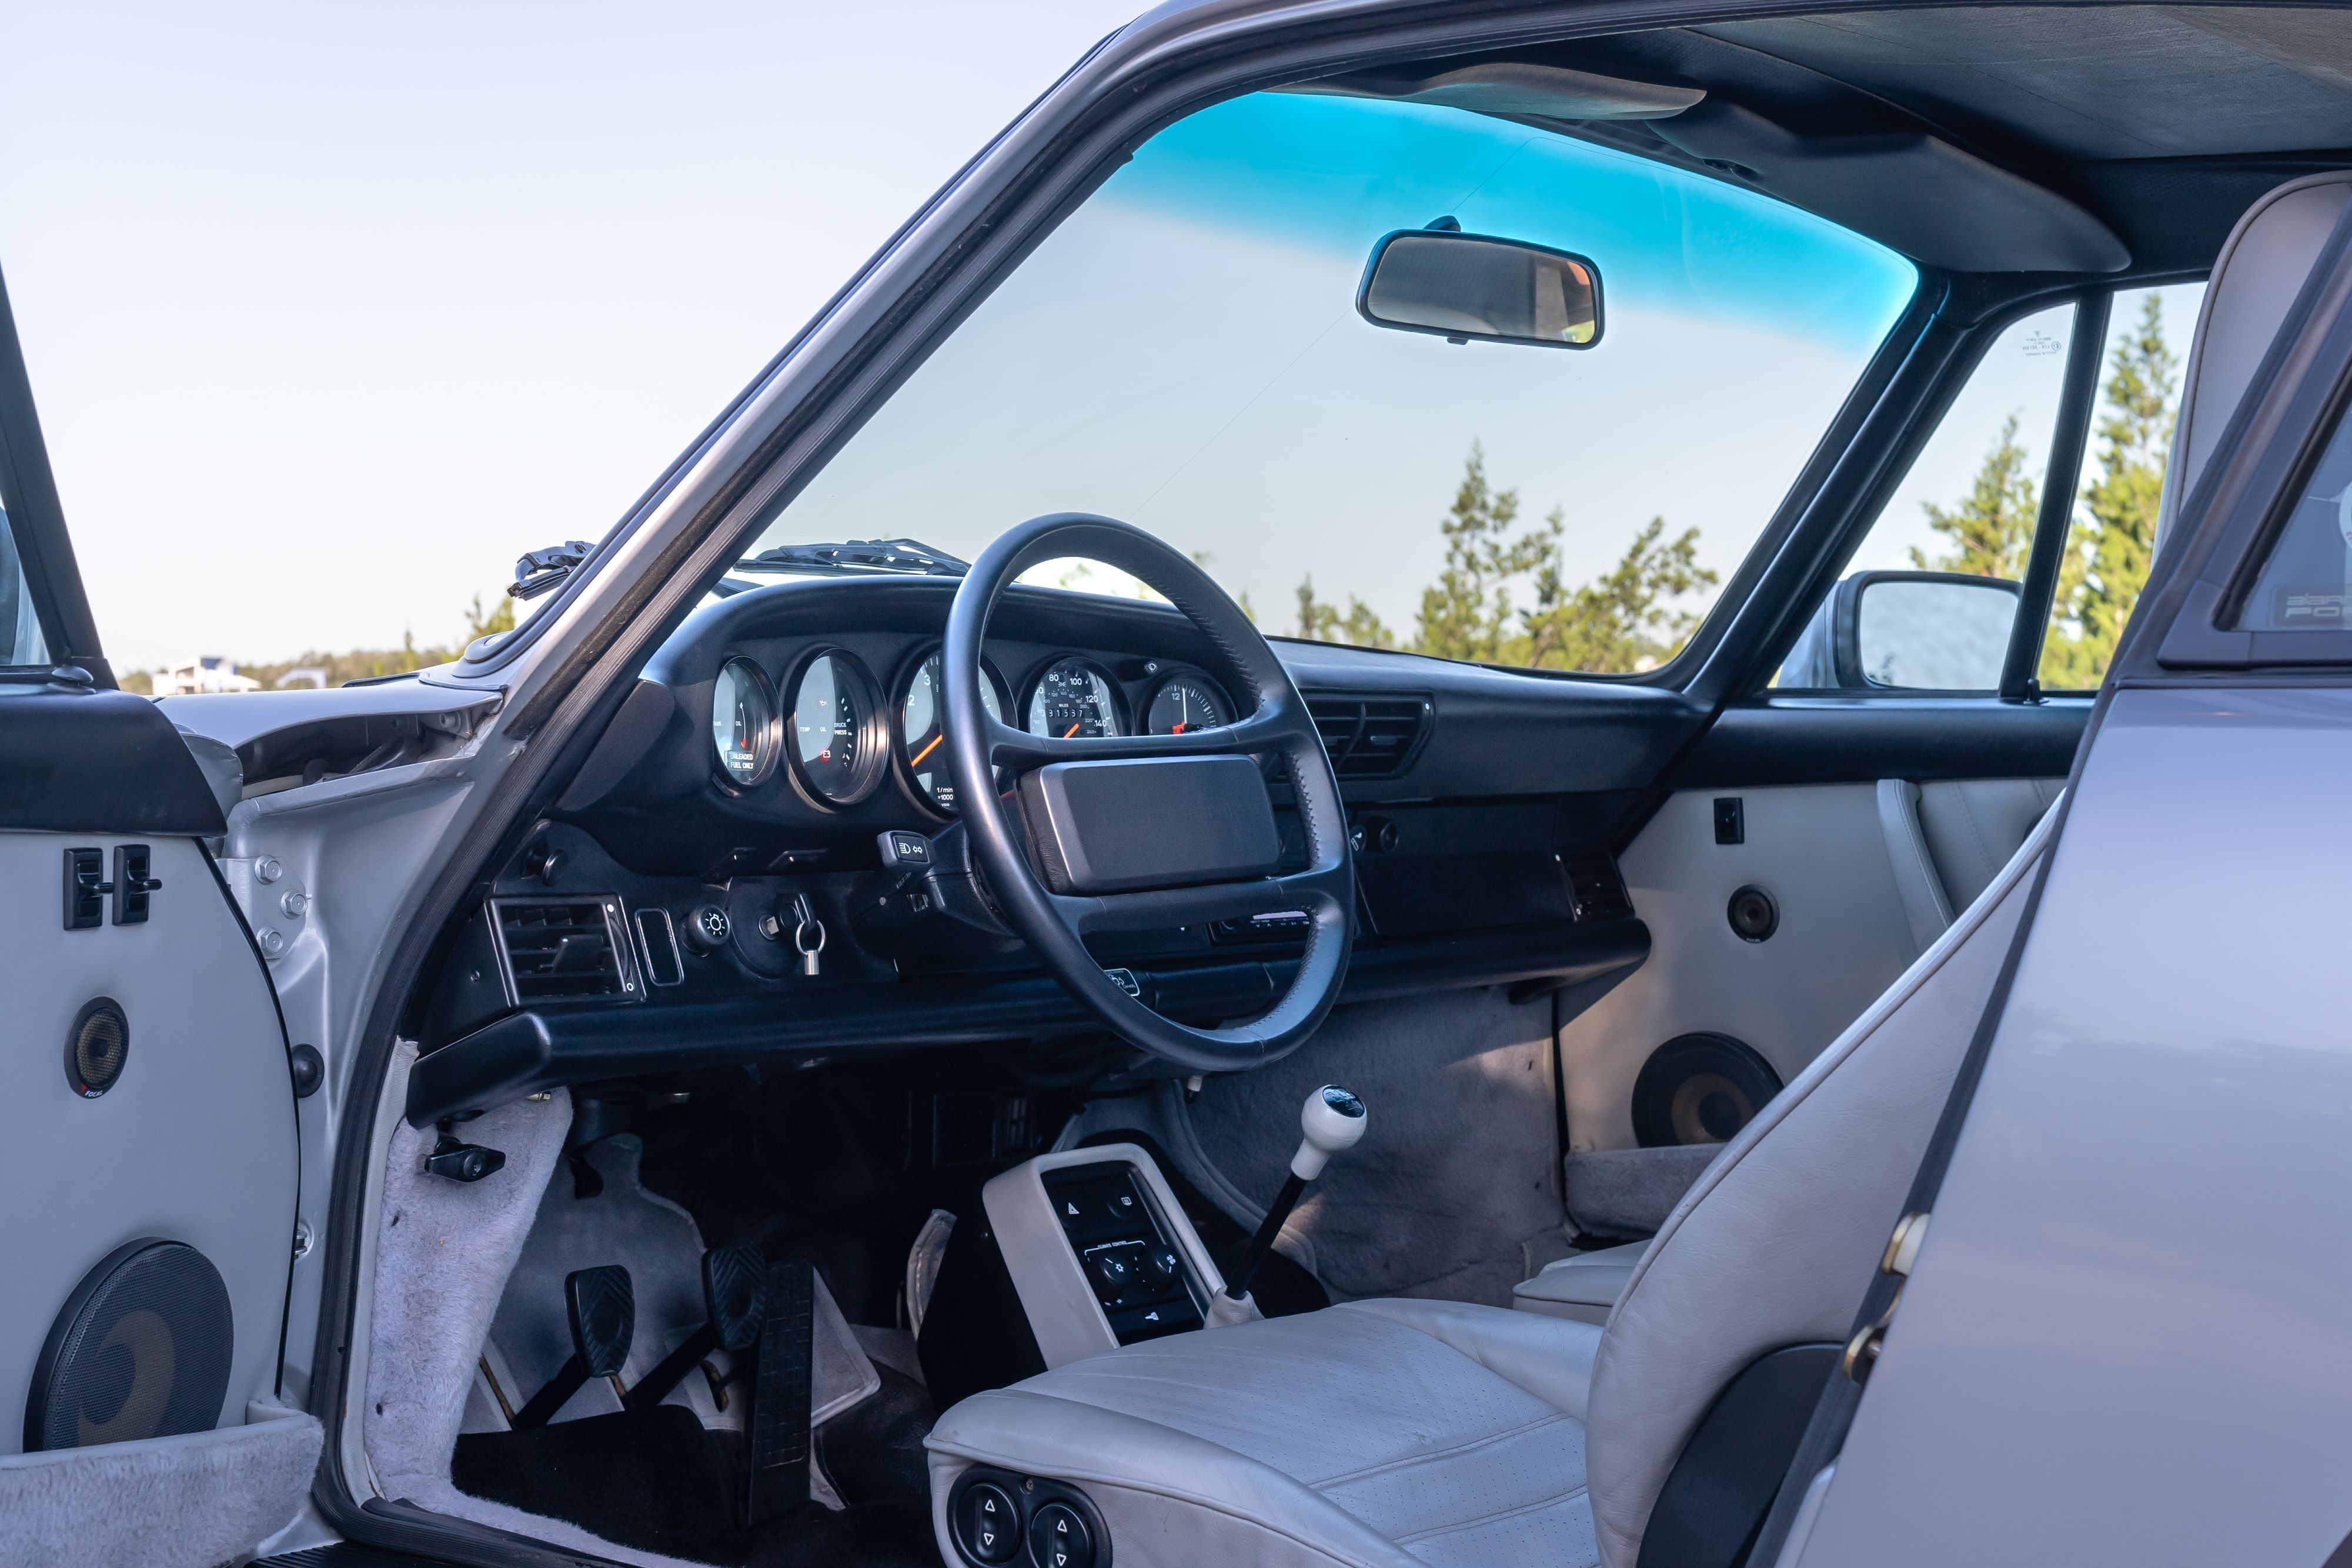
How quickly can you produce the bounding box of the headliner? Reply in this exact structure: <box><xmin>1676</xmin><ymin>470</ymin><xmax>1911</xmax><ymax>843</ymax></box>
<box><xmin>1343</xmin><ymin>4</ymin><xmax>2352</xmax><ymax>280</ymax></box>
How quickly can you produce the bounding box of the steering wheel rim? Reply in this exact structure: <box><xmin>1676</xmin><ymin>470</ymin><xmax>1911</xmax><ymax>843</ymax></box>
<box><xmin>943</xmin><ymin>513</ymin><xmax>1354</xmax><ymax>1073</ymax></box>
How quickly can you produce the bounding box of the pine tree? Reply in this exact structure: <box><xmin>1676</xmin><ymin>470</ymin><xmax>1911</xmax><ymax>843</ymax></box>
<box><xmin>1293</xmin><ymin>575</ymin><xmax>1396</xmax><ymax>648</ymax></box>
<box><xmin>2042</xmin><ymin>293</ymin><xmax>2179</xmax><ymax>687</ymax></box>
<box><xmin>1912</xmin><ymin>412</ymin><xmax>2040</xmax><ymax>580</ymax></box>
<box><xmin>1519</xmin><ymin>513</ymin><xmax>1717</xmax><ymax>672</ymax></box>
<box><xmin>1284</xmin><ymin>447</ymin><xmax>1716</xmax><ymax>671</ymax></box>
<box><xmin>1412</xmin><ymin>443</ymin><xmax>1553</xmax><ymax>663</ymax></box>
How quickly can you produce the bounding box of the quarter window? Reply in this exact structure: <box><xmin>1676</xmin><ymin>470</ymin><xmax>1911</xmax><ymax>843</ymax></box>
<box><xmin>0</xmin><ymin>508</ymin><xmax>50</xmax><ymax>667</ymax></box>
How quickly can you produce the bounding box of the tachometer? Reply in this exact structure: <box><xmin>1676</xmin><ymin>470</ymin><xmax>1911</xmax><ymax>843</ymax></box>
<box><xmin>1026</xmin><ymin>656</ymin><xmax>1125</xmax><ymax>738</ymax></box>
<box><xmin>898</xmin><ymin>650</ymin><xmax>1005</xmax><ymax>812</ymax></box>
<box><xmin>1145</xmin><ymin>674</ymin><xmax>1231</xmax><ymax>734</ymax></box>
<box><xmin>784</xmin><ymin>649</ymin><xmax>888</xmax><ymax>805</ymax></box>
<box><xmin>711</xmin><ymin>657</ymin><xmax>778</xmax><ymax>786</ymax></box>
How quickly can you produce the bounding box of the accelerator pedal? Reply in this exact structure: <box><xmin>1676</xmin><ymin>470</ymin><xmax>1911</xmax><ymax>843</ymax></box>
<box><xmin>621</xmin><ymin>1243</ymin><xmax>767</xmax><ymax>1414</ymax></box>
<box><xmin>512</xmin><ymin>1265</ymin><xmax>634</xmax><ymax>1429</ymax></box>
<box><xmin>745</xmin><ymin>1256</ymin><xmax>815</xmax><ymax>1524</ymax></box>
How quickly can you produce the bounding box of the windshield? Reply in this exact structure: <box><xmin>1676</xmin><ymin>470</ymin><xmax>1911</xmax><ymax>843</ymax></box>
<box><xmin>753</xmin><ymin>90</ymin><xmax>1917</xmax><ymax>673</ymax></box>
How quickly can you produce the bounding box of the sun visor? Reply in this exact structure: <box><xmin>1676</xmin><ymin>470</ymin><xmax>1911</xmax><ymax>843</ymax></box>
<box><xmin>1650</xmin><ymin>99</ymin><xmax>2128</xmax><ymax>273</ymax></box>
<box><xmin>1279</xmin><ymin>61</ymin><xmax>1703</xmax><ymax>122</ymax></box>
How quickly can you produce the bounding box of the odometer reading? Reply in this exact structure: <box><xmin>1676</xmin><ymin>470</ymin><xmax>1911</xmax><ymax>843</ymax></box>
<box><xmin>1026</xmin><ymin>657</ymin><xmax>1125</xmax><ymax>738</ymax></box>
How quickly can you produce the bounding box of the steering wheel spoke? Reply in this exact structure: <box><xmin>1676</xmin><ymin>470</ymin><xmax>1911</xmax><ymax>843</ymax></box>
<box><xmin>985</xmin><ymin>703</ymin><xmax>1300</xmax><ymax>771</ymax></box>
<box><xmin>1053</xmin><ymin>864</ymin><xmax>1342</xmax><ymax>938</ymax></box>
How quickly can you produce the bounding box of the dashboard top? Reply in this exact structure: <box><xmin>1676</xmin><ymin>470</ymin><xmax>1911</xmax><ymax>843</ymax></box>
<box><xmin>557</xmin><ymin>575</ymin><xmax>1705</xmax><ymax>878</ymax></box>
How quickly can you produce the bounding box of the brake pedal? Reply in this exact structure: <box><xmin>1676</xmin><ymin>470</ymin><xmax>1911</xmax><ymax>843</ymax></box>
<box><xmin>622</xmin><ymin>1244</ymin><xmax>766</xmax><ymax>1415</ymax></box>
<box><xmin>512</xmin><ymin>1265</ymin><xmax>634</xmax><ymax>1429</ymax></box>
<box><xmin>745</xmin><ymin>1256</ymin><xmax>814</xmax><ymax>1524</ymax></box>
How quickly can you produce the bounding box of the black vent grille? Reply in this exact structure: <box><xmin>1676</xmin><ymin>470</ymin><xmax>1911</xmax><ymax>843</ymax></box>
<box><xmin>492</xmin><ymin>895</ymin><xmax>640</xmax><ymax>1004</ymax></box>
<box><xmin>1562</xmin><ymin>849</ymin><xmax>1635</xmax><ymax>923</ymax></box>
<box><xmin>1304</xmin><ymin>694</ymin><xmax>1433</xmax><ymax>778</ymax></box>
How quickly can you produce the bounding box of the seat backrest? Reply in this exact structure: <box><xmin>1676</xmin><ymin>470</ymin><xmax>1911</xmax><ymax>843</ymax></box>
<box><xmin>1586</xmin><ymin>172</ymin><xmax>2352</xmax><ymax>1567</ymax></box>
<box><xmin>1581</xmin><ymin>804</ymin><xmax>2052</xmax><ymax>1567</ymax></box>
<box><xmin>2156</xmin><ymin>172</ymin><xmax>2352</xmax><ymax>554</ymax></box>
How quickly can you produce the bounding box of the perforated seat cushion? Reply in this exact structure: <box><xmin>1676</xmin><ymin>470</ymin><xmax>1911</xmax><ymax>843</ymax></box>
<box><xmin>927</xmin><ymin>1298</ymin><xmax>1603</xmax><ymax>1568</ymax></box>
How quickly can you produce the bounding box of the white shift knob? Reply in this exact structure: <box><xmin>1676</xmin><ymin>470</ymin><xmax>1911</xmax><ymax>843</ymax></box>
<box><xmin>1291</xmin><ymin>1085</ymin><xmax>1368</xmax><ymax>1180</ymax></box>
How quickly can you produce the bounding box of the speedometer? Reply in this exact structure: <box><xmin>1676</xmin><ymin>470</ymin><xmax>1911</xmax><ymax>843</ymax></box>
<box><xmin>898</xmin><ymin>650</ymin><xmax>1005</xmax><ymax>813</ymax></box>
<box><xmin>1026</xmin><ymin>657</ymin><xmax>1125</xmax><ymax>738</ymax></box>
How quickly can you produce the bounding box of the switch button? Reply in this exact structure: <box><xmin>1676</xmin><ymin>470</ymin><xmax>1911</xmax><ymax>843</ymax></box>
<box><xmin>955</xmin><ymin>1481</ymin><xmax>1019</xmax><ymax>1564</ymax></box>
<box><xmin>1028</xmin><ymin>1502</ymin><xmax>1094</xmax><ymax>1568</ymax></box>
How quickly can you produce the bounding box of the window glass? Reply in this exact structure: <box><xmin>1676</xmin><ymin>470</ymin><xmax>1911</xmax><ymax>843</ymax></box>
<box><xmin>2038</xmin><ymin>282</ymin><xmax>2204</xmax><ymax>686</ymax></box>
<box><xmin>752</xmin><ymin>91</ymin><xmax>1919</xmax><ymax>674</ymax></box>
<box><xmin>0</xmin><ymin>507</ymin><xmax>51</xmax><ymax>667</ymax></box>
<box><xmin>1778</xmin><ymin>300</ymin><xmax>2077</xmax><ymax>688</ymax></box>
<box><xmin>2238</xmin><ymin>374</ymin><xmax>2352</xmax><ymax>630</ymax></box>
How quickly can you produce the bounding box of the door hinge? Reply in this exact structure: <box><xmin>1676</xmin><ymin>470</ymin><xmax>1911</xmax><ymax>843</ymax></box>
<box><xmin>1843</xmin><ymin>1211</ymin><xmax>1930</xmax><ymax>1385</ymax></box>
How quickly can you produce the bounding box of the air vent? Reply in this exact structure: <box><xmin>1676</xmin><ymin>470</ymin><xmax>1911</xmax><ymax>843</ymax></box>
<box><xmin>1304</xmin><ymin>694</ymin><xmax>1434</xmax><ymax>778</ymax></box>
<box><xmin>490</xmin><ymin>895</ymin><xmax>642</xmax><ymax>1004</ymax></box>
<box><xmin>1561</xmin><ymin>849</ymin><xmax>1635</xmax><ymax>923</ymax></box>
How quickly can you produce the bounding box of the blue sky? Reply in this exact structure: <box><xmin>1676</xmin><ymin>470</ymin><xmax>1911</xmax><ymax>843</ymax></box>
<box><xmin>0</xmin><ymin>7</ymin><xmax>2206</xmax><ymax>670</ymax></box>
<box><xmin>0</xmin><ymin>1</ymin><xmax>1140</xmax><ymax>668</ymax></box>
<box><xmin>769</xmin><ymin>91</ymin><xmax>1919</xmax><ymax>638</ymax></box>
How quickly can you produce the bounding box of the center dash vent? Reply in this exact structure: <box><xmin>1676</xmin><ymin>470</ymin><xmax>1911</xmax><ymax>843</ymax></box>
<box><xmin>490</xmin><ymin>895</ymin><xmax>642</xmax><ymax>1004</ymax></box>
<box><xmin>1304</xmin><ymin>694</ymin><xmax>1434</xmax><ymax>778</ymax></box>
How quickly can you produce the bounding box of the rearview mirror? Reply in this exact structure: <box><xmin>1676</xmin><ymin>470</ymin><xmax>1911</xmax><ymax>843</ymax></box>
<box><xmin>1357</xmin><ymin>226</ymin><xmax>1602</xmax><ymax>349</ymax></box>
<box><xmin>1781</xmin><ymin>570</ymin><xmax>2021</xmax><ymax>691</ymax></box>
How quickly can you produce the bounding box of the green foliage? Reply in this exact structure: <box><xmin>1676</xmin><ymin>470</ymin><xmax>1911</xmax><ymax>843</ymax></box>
<box><xmin>1412</xmin><ymin>445</ymin><xmax>1556</xmax><ymax>664</ymax></box>
<box><xmin>1520</xmin><ymin>513</ymin><xmax>1716</xmax><ymax>672</ymax></box>
<box><xmin>1294</xmin><ymin>574</ymin><xmax>1396</xmax><ymax>649</ymax></box>
<box><xmin>2042</xmin><ymin>293</ymin><xmax>2179</xmax><ymax>688</ymax></box>
<box><xmin>1293</xmin><ymin>444</ymin><xmax>1716</xmax><ymax>673</ymax></box>
<box><xmin>1912</xmin><ymin>412</ymin><xmax>2040</xmax><ymax>580</ymax></box>
<box><xmin>139</xmin><ymin>594</ymin><xmax>518</xmax><ymax>692</ymax></box>
<box><xmin>466</xmin><ymin>593</ymin><xmax>517</xmax><ymax>640</ymax></box>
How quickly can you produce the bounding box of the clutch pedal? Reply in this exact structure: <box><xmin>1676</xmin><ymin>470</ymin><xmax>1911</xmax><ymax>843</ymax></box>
<box><xmin>513</xmin><ymin>1265</ymin><xmax>635</xmax><ymax>1429</ymax></box>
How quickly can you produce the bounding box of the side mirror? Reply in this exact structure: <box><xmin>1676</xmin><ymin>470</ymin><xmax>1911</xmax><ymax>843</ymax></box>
<box><xmin>1781</xmin><ymin>570</ymin><xmax>2021</xmax><ymax>691</ymax></box>
<box><xmin>1357</xmin><ymin>226</ymin><xmax>1602</xmax><ymax>349</ymax></box>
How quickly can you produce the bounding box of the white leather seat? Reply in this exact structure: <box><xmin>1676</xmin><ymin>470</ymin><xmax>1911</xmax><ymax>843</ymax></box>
<box><xmin>933</xmin><ymin>1299</ymin><xmax>1604</xmax><ymax>1568</ymax></box>
<box><xmin>1511</xmin><ymin>1241</ymin><xmax>1648</xmax><ymax>1326</ymax></box>
<box><xmin>929</xmin><ymin>798</ymin><xmax>2053</xmax><ymax>1568</ymax></box>
<box><xmin>927</xmin><ymin>172</ymin><xmax>2338</xmax><ymax>1568</ymax></box>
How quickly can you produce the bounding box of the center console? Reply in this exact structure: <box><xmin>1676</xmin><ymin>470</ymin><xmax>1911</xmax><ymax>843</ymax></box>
<box><xmin>981</xmin><ymin>1144</ymin><xmax>1227</xmax><ymax>1368</ymax></box>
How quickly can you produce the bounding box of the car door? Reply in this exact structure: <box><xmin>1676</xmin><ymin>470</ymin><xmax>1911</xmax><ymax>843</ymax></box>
<box><xmin>1552</xmin><ymin>283</ymin><xmax>2193</xmax><ymax>1219</ymax></box>
<box><xmin>0</xmin><ymin>263</ymin><xmax>313</xmax><ymax>1560</ymax></box>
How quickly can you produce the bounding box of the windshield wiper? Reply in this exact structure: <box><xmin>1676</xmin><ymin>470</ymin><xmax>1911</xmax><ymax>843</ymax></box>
<box><xmin>736</xmin><ymin>537</ymin><xmax>970</xmax><ymax>579</ymax></box>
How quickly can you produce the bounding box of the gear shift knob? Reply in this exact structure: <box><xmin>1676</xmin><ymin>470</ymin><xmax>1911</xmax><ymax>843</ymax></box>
<box><xmin>1291</xmin><ymin>1085</ymin><xmax>1368</xmax><ymax>1181</ymax></box>
<box><xmin>1221</xmin><ymin>1085</ymin><xmax>1366</xmax><ymax>1308</ymax></box>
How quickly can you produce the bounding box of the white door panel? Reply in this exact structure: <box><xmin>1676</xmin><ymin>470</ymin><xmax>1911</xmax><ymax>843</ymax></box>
<box><xmin>0</xmin><ymin>831</ymin><xmax>298</xmax><ymax>1455</ymax></box>
<box><xmin>1560</xmin><ymin>785</ymin><xmax>1919</xmax><ymax>1151</ymax></box>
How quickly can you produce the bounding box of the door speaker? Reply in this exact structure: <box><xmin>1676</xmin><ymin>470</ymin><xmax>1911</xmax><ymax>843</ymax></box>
<box><xmin>25</xmin><ymin>1239</ymin><xmax>233</xmax><ymax>1452</ymax></box>
<box><xmin>64</xmin><ymin>998</ymin><xmax>129</xmax><ymax>1098</ymax></box>
<box><xmin>1632</xmin><ymin>1033</ymin><xmax>1783</xmax><ymax>1148</ymax></box>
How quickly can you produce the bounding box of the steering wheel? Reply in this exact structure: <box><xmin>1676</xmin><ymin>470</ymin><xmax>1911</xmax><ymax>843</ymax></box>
<box><xmin>944</xmin><ymin>514</ymin><xmax>1354</xmax><ymax>1073</ymax></box>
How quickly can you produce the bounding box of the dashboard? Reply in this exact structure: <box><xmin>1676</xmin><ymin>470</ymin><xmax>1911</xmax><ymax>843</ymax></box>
<box><xmin>403</xmin><ymin>575</ymin><xmax>1666</xmax><ymax>1125</ymax></box>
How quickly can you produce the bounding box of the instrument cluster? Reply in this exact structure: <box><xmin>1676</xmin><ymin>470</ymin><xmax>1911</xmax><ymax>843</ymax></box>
<box><xmin>707</xmin><ymin>641</ymin><xmax>1240</xmax><ymax>818</ymax></box>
